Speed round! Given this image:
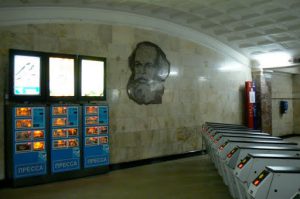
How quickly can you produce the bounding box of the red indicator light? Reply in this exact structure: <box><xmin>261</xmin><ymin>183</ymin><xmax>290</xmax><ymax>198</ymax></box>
<box><xmin>227</xmin><ymin>147</ymin><xmax>238</xmax><ymax>158</ymax></box>
<box><xmin>219</xmin><ymin>142</ymin><xmax>228</xmax><ymax>151</ymax></box>
<box><xmin>237</xmin><ymin>155</ymin><xmax>251</xmax><ymax>169</ymax></box>
<box><xmin>252</xmin><ymin>170</ymin><xmax>269</xmax><ymax>187</ymax></box>
<box><xmin>253</xmin><ymin>180</ymin><xmax>260</xmax><ymax>186</ymax></box>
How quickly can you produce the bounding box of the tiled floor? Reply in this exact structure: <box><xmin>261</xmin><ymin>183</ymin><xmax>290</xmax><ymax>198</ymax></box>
<box><xmin>0</xmin><ymin>155</ymin><xmax>232</xmax><ymax>199</ymax></box>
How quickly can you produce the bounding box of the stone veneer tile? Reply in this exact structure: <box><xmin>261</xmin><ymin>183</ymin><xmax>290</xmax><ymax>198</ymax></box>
<box><xmin>112</xmin><ymin>26</ymin><xmax>135</xmax><ymax>45</ymax></box>
<box><xmin>271</xmin><ymin>73</ymin><xmax>294</xmax><ymax>135</ymax></box>
<box><xmin>32</xmin><ymin>35</ymin><xmax>60</xmax><ymax>52</ymax></box>
<box><xmin>272</xmin><ymin>73</ymin><xmax>293</xmax><ymax>98</ymax></box>
<box><xmin>108</xmin><ymin>72</ymin><xmax>130</xmax><ymax>89</ymax></box>
<box><xmin>178</xmin><ymin>39</ymin><xmax>205</xmax><ymax>55</ymax></box>
<box><xmin>158</xmin><ymin>36</ymin><xmax>181</xmax><ymax>53</ymax></box>
<box><xmin>293</xmin><ymin>75</ymin><xmax>300</xmax><ymax>134</ymax></box>
<box><xmin>293</xmin><ymin>75</ymin><xmax>300</xmax><ymax>92</ymax></box>
<box><xmin>108</xmin><ymin>43</ymin><xmax>132</xmax><ymax>60</ymax></box>
<box><xmin>272</xmin><ymin>99</ymin><xmax>294</xmax><ymax>136</ymax></box>
<box><xmin>134</xmin><ymin>29</ymin><xmax>161</xmax><ymax>45</ymax></box>
<box><xmin>179</xmin><ymin>52</ymin><xmax>205</xmax><ymax>68</ymax></box>
<box><xmin>293</xmin><ymin>99</ymin><xmax>300</xmax><ymax>134</ymax></box>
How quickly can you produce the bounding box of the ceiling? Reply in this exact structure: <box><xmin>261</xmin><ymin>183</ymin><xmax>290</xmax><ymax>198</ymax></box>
<box><xmin>1</xmin><ymin>0</ymin><xmax>300</xmax><ymax>67</ymax></box>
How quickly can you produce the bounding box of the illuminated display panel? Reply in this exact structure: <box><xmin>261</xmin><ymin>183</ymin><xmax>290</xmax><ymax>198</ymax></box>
<box><xmin>68</xmin><ymin>139</ymin><xmax>79</xmax><ymax>148</ymax></box>
<box><xmin>16</xmin><ymin>131</ymin><xmax>32</xmax><ymax>141</ymax></box>
<box><xmin>52</xmin><ymin>118</ymin><xmax>67</xmax><ymax>127</ymax></box>
<box><xmin>252</xmin><ymin>170</ymin><xmax>270</xmax><ymax>186</ymax></box>
<box><xmin>86</xmin><ymin>127</ymin><xmax>98</xmax><ymax>136</ymax></box>
<box><xmin>53</xmin><ymin>107</ymin><xmax>67</xmax><ymax>115</ymax></box>
<box><xmin>53</xmin><ymin>140</ymin><xmax>68</xmax><ymax>148</ymax></box>
<box><xmin>16</xmin><ymin>143</ymin><xmax>32</xmax><ymax>152</ymax></box>
<box><xmin>33</xmin><ymin>130</ymin><xmax>44</xmax><ymax>139</ymax></box>
<box><xmin>81</xmin><ymin>59</ymin><xmax>104</xmax><ymax>97</ymax></box>
<box><xmin>68</xmin><ymin>128</ymin><xmax>78</xmax><ymax>136</ymax></box>
<box><xmin>99</xmin><ymin>136</ymin><xmax>108</xmax><ymax>144</ymax></box>
<box><xmin>99</xmin><ymin>126</ymin><xmax>108</xmax><ymax>134</ymax></box>
<box><xmin>10</xmin><ymin>50</ymin><xmax>107</xmax><ymax>102</ymax></box>
<box><xmin>16</xmin><ymin>119</ymin><xmax>32</xmax><ymax>129</ymax></box>
<box><xmin>16</xmin><ymin>107</ymin><xmax>32</xmax><ymax>117</ymax></box>
<box><xmin>49</xmin><ymin>57</ymin><xmax>75</xmax><ymax>97</ymax></box>
<box><xmin>86</xmin><ymin>116</ymin><xmax>98</xmax><ymax>125</ymax></box>
<box><xmin>33</xmin><ymin>141</ymin><xmax>45</xmax><ymax>151</ymax></box>
<box><xmin>13</xmin><ymin>55</ymin><xmax>41</xmax><ymax>96</ymax></box>
<box><xmin>86</xmin><ymin>106</ymin><xmax>98</xmax><ymax>114</ymax></box>
<box><xmin>53</xmin><ymin>129</ymin><xmax>67</xmax><ymax>138</ymax></box>
<box><xmin>86</xmin><ymin>137</ymin><xmax>98</xmax><ymax>145</ymax></box>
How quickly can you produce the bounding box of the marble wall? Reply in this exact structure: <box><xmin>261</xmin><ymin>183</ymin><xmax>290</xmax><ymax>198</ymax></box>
<box><xmin>271</xmin><ymin>73</ymin><xmax>294</xmax><ymax>136</ymax></box>
<box><xmin>0</xmin><ymin>24</ymin><xmax>251</xmax><ymax>180</ymax></box>
<box><xmin>252</xmin><ymin>70</ymin><xmax>273</xmax><ymax>133</ymax></box>
<box><xmin>293</xmin><ymin>74</ymin><xmax>300</xmax><ymax>134</ymax></box>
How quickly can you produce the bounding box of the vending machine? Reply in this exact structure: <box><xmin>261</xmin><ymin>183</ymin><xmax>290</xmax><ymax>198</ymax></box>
<box><xmin>83</xmin><ymin>104</ymin><xmax>109</xmax><ymax>168</ymax></box>
<box><xmin>9</xmin><ymin>105</ymin><xmax>47</xmax><ymax>181</ymax></box>
<box><xmin>50</xmin><ymin>105</ymin><xmax>81</xmax><ymax>173</ymax></box>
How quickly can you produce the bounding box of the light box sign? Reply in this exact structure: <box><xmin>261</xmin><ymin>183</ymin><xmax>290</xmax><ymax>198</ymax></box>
<box><xmin>49</xmin><ymin>57</ymin><xmax>75</xmax><ymax>97</ymax></box>
<box><xmin>10</xmin><ymin>49</ymin><xmax>107</xmax><ymax>102</ymax></box>
<box><xmin>81</xmin><ymin>59</ymin><xmax>104</xmax><ymax>97</ymax></box>
<box><xmin>14</xmin><ymin>55</ymin><xmax>41</xmax><ymax>96</ymax></box>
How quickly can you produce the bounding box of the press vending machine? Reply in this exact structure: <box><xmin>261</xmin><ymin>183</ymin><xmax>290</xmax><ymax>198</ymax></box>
<box><xmin>50</xmin><ymin>105</ymin><xmax>81</xmax><ymax>173</ymax></box>
<box><xmin>83</xmin><ymin>104</ymin><xmax>109</xmax><ymax>168</ymax></box>
<box><xmin>7</xmin><ymin>105</ymin><xmax>47</xmax><ymax>186</ymax></box>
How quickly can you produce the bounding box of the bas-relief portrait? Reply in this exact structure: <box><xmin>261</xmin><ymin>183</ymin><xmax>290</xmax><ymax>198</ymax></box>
<box><xmin>127</xmin><ymin>42</ymin><xmax>170</xmax><ymax>105</ymax></box>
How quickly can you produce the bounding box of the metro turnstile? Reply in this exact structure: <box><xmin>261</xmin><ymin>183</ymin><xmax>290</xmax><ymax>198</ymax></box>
<box><xmin>248</xmin><ymin>166</ymin><xmax>300</xmax><ymax>199</ymax></box>
<box><xmin>223</xmin><ymin>145</ymin><xmax>300</xmax><ymax>199</ymax></box>
<box><xmin>216</xmin><ymin>140</ymin><xmax>297</xmax><ymax>187</ymax></box>
<box><xmin>209</xmin><ymin>135</ymin><xmax>281</xmax><ymax>168</ymax></box>
<box><xmin>203</xmin><ymin>131</ymin><xmax>270</xmax><ymax>160</ymax></box>
<box><xmin>234</xmin><ymin>154</ymin><xmax>300</xmax><ymax>199</ymax></box>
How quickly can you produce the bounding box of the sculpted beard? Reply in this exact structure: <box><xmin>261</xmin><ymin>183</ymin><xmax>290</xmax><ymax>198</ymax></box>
<box><xmin>127</xmin><ymin>78</ymin><xmax>164</xmax><ymax>105</ymax></box>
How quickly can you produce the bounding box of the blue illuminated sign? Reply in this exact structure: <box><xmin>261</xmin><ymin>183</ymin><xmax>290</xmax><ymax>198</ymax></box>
<box><xmin>15</xmin><ymin>163</ymin><xmax>46</xmax><ymax>177</ymax></box>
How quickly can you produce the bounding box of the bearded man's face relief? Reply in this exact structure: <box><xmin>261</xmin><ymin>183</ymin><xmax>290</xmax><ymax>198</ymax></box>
<box><xmin>127</xmin><ymin>42</ymin><xmax>170</xmax><ymax>105</ymax></box>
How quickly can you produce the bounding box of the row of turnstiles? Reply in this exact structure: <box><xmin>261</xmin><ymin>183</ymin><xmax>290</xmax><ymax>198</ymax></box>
<box><xmin>202</xmin><ymin>122</ymin><xmax>300</xmax><ymax>199</ymax></box>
